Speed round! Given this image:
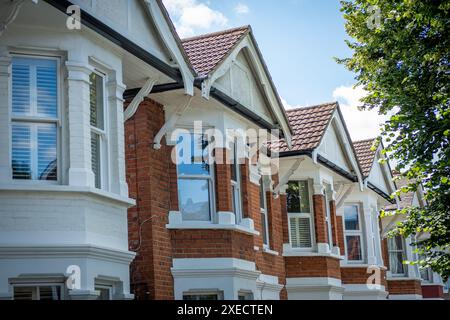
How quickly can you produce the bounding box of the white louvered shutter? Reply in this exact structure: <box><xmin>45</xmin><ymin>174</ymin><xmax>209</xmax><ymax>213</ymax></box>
<box><xmin>290</xmin><ymin>216</ymin><xmax>312</xmax><ymax>248</ymax></box>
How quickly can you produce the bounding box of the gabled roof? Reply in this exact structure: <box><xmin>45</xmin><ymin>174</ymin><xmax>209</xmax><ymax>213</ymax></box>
<box><xmin>353</xmin><ymin>138</ymin><xmax>377</xmax><ymax>178</ymax></box>
<box><xmin>181</xmin><ymin>25</ymin><xmax>292</xmax><ymax>147</ymax></box>
<box><xmin>182</xmin><ymin>26</ymin><xmax>250</xmax><ymax>77</ymax></box>
<box><xmin>271</xmin><ymin>102</ymin><xmax>337</xmax><ymax>153</ymax></box>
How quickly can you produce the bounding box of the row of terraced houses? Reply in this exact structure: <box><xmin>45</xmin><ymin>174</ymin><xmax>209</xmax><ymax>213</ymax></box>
<box><xmin>0</xmin><ymin>0</ymin><xmax>447</xmax><ymax>300</ymax></box>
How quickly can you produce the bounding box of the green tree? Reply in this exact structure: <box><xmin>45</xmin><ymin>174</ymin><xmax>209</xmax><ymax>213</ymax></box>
<box><xmin>338</xmin><ymin>0</ymin><xmax>450</xmax><ymax>280</ymax></box>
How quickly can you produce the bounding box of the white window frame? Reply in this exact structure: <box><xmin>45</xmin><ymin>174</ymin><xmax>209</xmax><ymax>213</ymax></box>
<box><xmin>388</xmin><ymin>235</ymin><xmax>408</xmax><ymax>277</ymax></box>
<box><xmin>230</xmin><ymin>137</ymin><xmax>244</xmax><ymax>224</ymax></box>
<box><xmin>176</xmin><ymin>131</ymin><xmax>216</xmax><ymax>223</ymax></box>
<box><xmin>182</xmin><ymin>290</ymin><xmax>224</xmax><ymax>301</ymax></box>
<box><xmin>10</xmin><ymin>53</ymin><xmax>61</xmax><ymax>184</ymax></box>
<box><xmin>260</xmin><ymin>179</ymin><xmax>270</xmax><ymax>248</ymax></box>
<box><xmin>89</xmin><ymin>69</ymin><xmax>109</xmax><ymax>190</ymax></box>
<box><xmin>343</xmin><ymin>203</ymin><xmax>366</xmax><ymax>264</ymax></box>
<box><xmin>95</xmin><ymin>284</ymin><xmax>113</xmax><ymax>300</ymax></box>
<box><xmin>286</xmin><ymin>180</ymin><xmax>315</xmax><ymax>251</ymax></box>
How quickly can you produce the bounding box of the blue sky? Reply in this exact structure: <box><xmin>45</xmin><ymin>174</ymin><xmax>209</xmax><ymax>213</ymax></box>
<box><xmin>163</xmin><ymin>0</ymin><xmax>385</xmax><ymax>141</ymax></box>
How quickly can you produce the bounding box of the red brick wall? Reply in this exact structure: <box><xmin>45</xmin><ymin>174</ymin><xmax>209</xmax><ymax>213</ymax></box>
<box><xmin>329</xmin><ymin>200</ymin><xmax>339</xmax><ymax>248</ymax></box>
<box><xmin>336</xmin><ymin>216</ymin><xmax>346</xmax><ymax>255</ymax></box>
<box><xmin>422</xmin><ymin>285</ymin><xmax>444</xmax><ymax>299</ymax></box>
<box><xmin>388</xmin><ymin>279</ymin><xmax>423</xmax><ymax>296</ymax></box>
<box><xmin>215</xmin><ymin>148</ymin><xmax>233</xmax><ymax>212</ymax></box>
<box><xmin>285</xmin><ymin>256</ymin><xmax>341</xmax><ymax>279</ymax></box>
<box><xmin>126</xmin><ymin>98</ymin><xmax>175</xmax><ymax>300</ymax></box>
<box><xmin>313</xmin><ymin>195</ymin><xmax>328</xmax><ymax>244</ymax></box>
<box><xmin>341</xmin><ymin>267</ymin><xmax>387</xmax><ymax>288</ymax></box>
<box><xmin>171</xmin><ymin>229</ymin><xmax>255</xmax><ymax>261</ymax></box>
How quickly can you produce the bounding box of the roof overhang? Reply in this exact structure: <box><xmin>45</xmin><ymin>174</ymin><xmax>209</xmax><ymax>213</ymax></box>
<box><xmin>44</xmin><ymin>0</ymin><xmax>195</xmax><ymax>95</ymax></box>
<box><xmin>197</xmin><ymin>29</ymin><xmax>293</xmax><ymax>148</ymax></box>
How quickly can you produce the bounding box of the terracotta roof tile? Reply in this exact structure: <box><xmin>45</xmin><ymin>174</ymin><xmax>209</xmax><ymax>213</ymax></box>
<box><xmin>181</xmin><ymin>26</ymin><xmax>250</xmax><ymax>77</ymax></box>
<box><xmin>386</xmin><ymin>175</ymin><xmax>416</xmax><ymax>210</ymax></box>
<box><xmin>271</xmin><ymin>102</ymin><xmax>337</xmax><ymax>153</ymax></box>
<box><xmin>353</xmin><ymin>138</ymin><xmax>377</xmax><ymax>178</ymax></box>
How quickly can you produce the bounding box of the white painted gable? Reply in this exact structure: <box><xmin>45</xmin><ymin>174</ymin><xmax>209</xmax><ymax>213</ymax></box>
<box><xmin>368</xmin><ymin>153</ymin><xmax>392</xmax><ymax>195</ymax></box>
<box><xmin>318</xmin><ymin>121</ymin><xmax>352</xmax><ymax>172</ymax></box>
<box><xmin>215</xmin><ymin>50</ymin><xmax>274</xmax><ymax>124</ymax></box>
<box><xmin>72</xmin><ymin>0</ymin><xmax>172</xmax><ymax>64</ymax></box>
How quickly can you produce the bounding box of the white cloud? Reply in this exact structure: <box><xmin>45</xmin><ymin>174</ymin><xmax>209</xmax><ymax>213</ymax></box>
<box><xmin>234</xmin><ymin>3</ymin><xmax>249</xmax><ymax>15</ymax></box>
<box><xmin>281</xmin><ymin>97</ymin><xmax>301</xmax><ymax>111</ymax></box>
<box><xmin>163</xmin><ymin>0</ymin><xmax>228</xmax><ymax>38</ymax></box>
<box><xmin>333</xmin><ymin>85</ymin><xmax>386</xmax><ymax>141</ymax></box>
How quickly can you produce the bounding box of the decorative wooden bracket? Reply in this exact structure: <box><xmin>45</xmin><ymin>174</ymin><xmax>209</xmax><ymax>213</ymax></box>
<box><xmin>272</xmin><ymin>157</ymin><xmax>305</xmax><ymax>198</ymax></box>
<box><xmin>123</xmin><ymin>77</ymin><xmax>157</xmax><ymax>122</ymax></box>
<box><xmin>153</xmin><ymin>95</ymin><xmax>193</xmax><ymax>150</ymax></box>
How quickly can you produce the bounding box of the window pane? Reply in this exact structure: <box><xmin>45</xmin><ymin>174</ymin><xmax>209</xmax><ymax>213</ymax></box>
<box><xmin>36</xmin><ymin>62</ymin><xmax>57</xmax><ymax>117</ymax></box>
<box><xmin>38</xmin><ymin>286</ymin><xmax>61</xmax><ymax>300</ymax></box>
<box><xmin>259</xmin><ymin>184</ymin><xmax>265</xmax><ymax>209</ymax></box>
<box><xmin>287</xmin><ymin>182</ymin><xmax>300</xmax><ymax>213</ymax></box>
<box><xmin>91</xmin><ymin>132</ymin><xmax>101</xmax><ymax>188</ymax></box>
<box><xmin>344</xmin><ymin>205</ymin><xmax>360</xmax><ymax>230</ymax></box>
<box><xmin>287</xmin><ymin>181</ymin><xmax>310</xmax><ymax>213</ymax></box>
<box><xmin>90</xmin><ymin>73</ymin><xmax>104</xmax><ymax>130</ymax></box>
<box><xmin>230</xmin><ymin>140</ymin><xmax>238</xmax><ymax>182</ymax></box>
<box><xmin>178</xmin><ymin>179</ymin><xmax>211</xmax><ymax>221</ymax></box>
<box><xmin>346</xmin><ymin>235</ymin><xmax>363</xmax><ymax>261</ymax></box>
<box><xmin>12</xmin><ymin>124</ymin><xmax>32</xmax><ymax>180</ymax></box>
<box><xmin>12</xmin><ymin>57</ymin><xmax>57</xmax><ymax>117</ymax></box>
<box><xmin>13</xmin><ymin>287</ymin><xmax>35</xmax><ymax>300</ymax></box>
<box><xmin>12</xmin><ymin>61</ymin><xmax>31</xmax><ymax>115</ymax></box>
<box><xmin>37</xmin><ymin>124</ymin><xmax>57</xmax><ymax>181</ymax></box>
<box><xmin>298</xmin><ymin>181</ymin><xmax>310</xmax><ymax>212</ymax></box>
<box><xmin>176</xmin><ymin>133</ymin><xmax>210</xmax><ymax>176</ymax></box>
<box><xmin>390</xmin><ymin>252</ymin><xmax>405</xmax><ymax>275</ymax></box>
<box><xmin>388</xmin><ymin>235</ymin><xmax>404</xmax><ymax>251</ymax></box>
<box><xmin>261</xmin><ymin>211</ymin><xmax>268</xmax><ymax>245</ymax></box>
<box><xmin>96</xmin><ymin>287</ymin><xmax>112</xmax><ymax>300</ymax></box>
<box><xmin>183</xmin><ymin>294</ymin><xmax>219</xmax><ymax>301</ymax></box>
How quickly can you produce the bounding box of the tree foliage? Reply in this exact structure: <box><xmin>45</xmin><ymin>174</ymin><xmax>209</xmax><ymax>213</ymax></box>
<box><xmin>338</xmin><ymin>0</ymin><xmax>450</xmax><ymax>280</ymax></box>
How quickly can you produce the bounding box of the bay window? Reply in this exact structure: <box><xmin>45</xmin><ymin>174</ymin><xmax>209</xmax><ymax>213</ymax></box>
<box><xmin>388</xmin><ymin>235</ymin><xmax>408</xmax><ymax>276</ymax></box>
<box><xmin>89</xmin><ymin>72</ymin><xmax>107</xmax><ymax>189</ymax></box>
<box><xmin>11</xmin><ymin>56</ymin><xmax>58</xmax><ymax>181</ymax></box>
<box><xmin>286</xmin><ymin>181</ymin><xmax>314</xmax><ymax>249</ymax></box>
<box><xmin>176</xmin><ymin>132</ymin><xmax>214</xmax><ymax>221</ymax></box>
<box><xmin>343</xmin><ymin>204</ymin><xmax>365</xmax><ymax>262</ymax></box>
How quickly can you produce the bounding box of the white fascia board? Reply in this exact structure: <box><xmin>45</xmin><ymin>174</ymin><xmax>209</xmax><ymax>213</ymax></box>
<box><xmin>144</xmin><ymin>0</ymin><xmax>195</xmax><ymax>95</ymax></box>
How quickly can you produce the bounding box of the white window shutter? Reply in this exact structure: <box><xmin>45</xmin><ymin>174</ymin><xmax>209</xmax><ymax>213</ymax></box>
<box><xmin>12</xmin><ymin>61</ymin><xmax>31</xmax><ymax>115</ymax></box>
<box><xmin>36</xmin><ymin>62</ymin><xmax>57</xmax><ymax>117</ymax></box>
<box><xmin>11</xmin><ymin>124</ymin><xmax>32</xmax><ymax>179</ymax></box>
<box><xmin>290</xmin><ymin>216</ymin><xmax>312</xmax><ymax>248</ymax></box>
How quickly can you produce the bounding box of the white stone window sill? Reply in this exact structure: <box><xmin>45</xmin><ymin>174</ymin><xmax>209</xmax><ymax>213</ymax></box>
<box><xmin>283</xmin><ymin>247</ymin><xmax>343</xmax><ymax>260</ymax></box>
<box><xmin>262</xmin><ymin>246</ymin><xmax>279</xmax><ymax>256</ymax></box>
<box><xmin>167</xmin><ymin>211</ymin><xmax>260</xmax><ymax>236</ymax></box>
<box><xmin>0</xmin><ymin>184</ymin><xmax>136</xmax><ymax>206</ymax></box>
<box><xmin>166</xmin><ymin>223</ymin><xmax>260</xmax><ymax>236</ymax></box>
<box><xmin>386</xmin><ymin>276</ymin><xmax>422</xmax><ymax>281</ymax></box>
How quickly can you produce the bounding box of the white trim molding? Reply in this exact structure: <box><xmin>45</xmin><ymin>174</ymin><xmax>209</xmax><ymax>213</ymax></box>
<box><xmin>285</xmin><ymin>277</ymin><xmax>344</xmax><ymax>300</ymax></box>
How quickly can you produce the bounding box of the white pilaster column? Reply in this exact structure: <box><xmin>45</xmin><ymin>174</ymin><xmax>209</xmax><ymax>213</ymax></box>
<box><xmin>107</xmin><ymin>79</ymin><xmax>128</xmax><ymax>196</ymax></box>
<box><xmin>66</xmin><ymin>61</ymin><xmax>95</xmax><ymax>188</ymax></box>
<box><xmin>0</xmin><ymin>51</ymin><xmax>12</xmax><ymax>182</ymax></box>
<box><xmin>363</xmin><ymin>205</ymin><xmax>377</xmax><ymax>265</ymax></box>
<box><xmin>372</xmin><ymin>207</ymin><xmax>384</xmax><ymax>266</ymax></box>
